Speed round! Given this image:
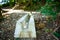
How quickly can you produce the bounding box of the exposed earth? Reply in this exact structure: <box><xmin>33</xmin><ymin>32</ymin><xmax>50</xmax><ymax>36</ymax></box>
<box><xmin>0</xmin><ymin>13</ymin><xmax>59</xmax><ymax>40</ymax></box>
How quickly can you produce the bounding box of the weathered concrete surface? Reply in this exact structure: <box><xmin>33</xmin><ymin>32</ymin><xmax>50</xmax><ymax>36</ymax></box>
<box><xmin>14</xmin><ymin>13</ymin><xmax>36</xmax><ymax>38</ymax></box>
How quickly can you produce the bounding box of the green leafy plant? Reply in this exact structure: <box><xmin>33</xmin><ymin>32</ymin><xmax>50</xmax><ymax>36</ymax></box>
<box><xmin>39</xmin><ymin>0</ymin><xmax>60</xmax><ymax>20</ymax></box>
<box><xmin>9</xmin><ymin>0</ymin><xmax>15</xmax><ymax>7</ymax></box>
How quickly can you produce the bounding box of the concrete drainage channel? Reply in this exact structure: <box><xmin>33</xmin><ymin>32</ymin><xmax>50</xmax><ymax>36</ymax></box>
<box><xmin>14</xmin><ymin>13</ymin><xmax>36</xmax><ymax>40</ymax></box>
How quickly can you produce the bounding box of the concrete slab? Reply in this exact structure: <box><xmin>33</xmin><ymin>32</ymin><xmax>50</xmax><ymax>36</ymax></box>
<box><xmin>14</xmin><ymin>13</ymin><xmax>36</xmax><ymax>38</ymax></box>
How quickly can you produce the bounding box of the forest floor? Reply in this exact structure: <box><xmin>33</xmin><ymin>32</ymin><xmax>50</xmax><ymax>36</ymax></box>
<box><xmin>0</xmin><ymin>12</ymin><xmax>59</xmax><ymax>40</ymax></box>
